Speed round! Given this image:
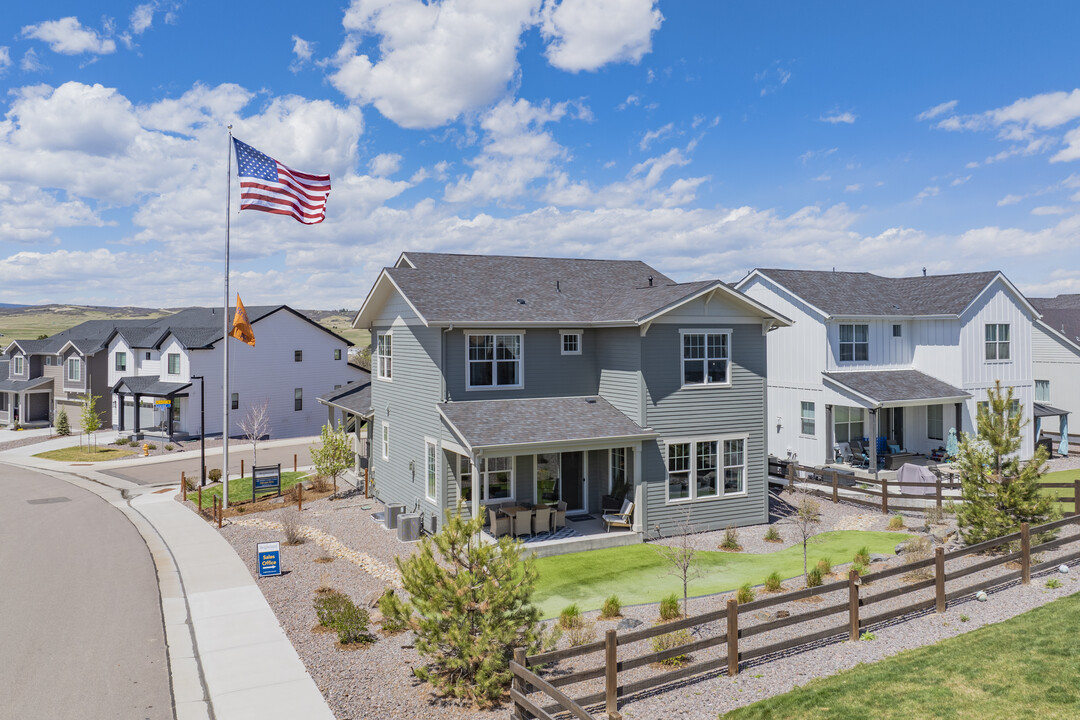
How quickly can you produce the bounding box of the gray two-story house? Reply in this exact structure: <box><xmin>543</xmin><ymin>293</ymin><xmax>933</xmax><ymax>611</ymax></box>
<box><xmin>352</xmin><ymin>252</ymin><xmax>790</xmax><ymax>538</ymax></box>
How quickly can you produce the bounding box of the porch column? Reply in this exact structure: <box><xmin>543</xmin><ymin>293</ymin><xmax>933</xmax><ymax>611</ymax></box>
<box><xmin>470</xmin><ymin>452</ymin><xmax>481</xmax><ymax>521</ymax></box>
<box><xmin>117</xmin><ymin>393</ymin><xmax>125</xmax><ymax>432</ymax></box>
<box><xmin>167</xmin><ymin>396</ymin><xmax>175</xmax><ymax>439</ymax></box>
<box><xmin>825</xmin><ymin>404</ymin><xmax>834</xmax><ymax>463</ymax></box>
<box><xmin>133</xmin><ymin>394</ymin><xmax>141</xmax><ymax>433</ymax></box>
<box><xmin>868</xmin><ymin>409</ymin><xmax>878</xmax><ymax>470</ymax></box>
<box><xmin>954</xmin><ymin>402</ymin><xmax>963</xmax><ymax>436</ymax></box>
<box><xmin>632</xmin><ymin>442</ymin><xmax>644</xmax><ymax>533</ymax></box>
<box><xmin>327</xmin><ymin>405</ymin><xmax>334</xmax><ymax>428</ymax></box>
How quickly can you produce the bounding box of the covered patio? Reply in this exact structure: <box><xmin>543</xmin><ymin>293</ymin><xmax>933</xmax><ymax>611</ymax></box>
<box><xmin>113</xmin><ymin>376</ymin><xmax>190</xmax><ymax>439</ymax></box>
<box><xmin>1034</xmin><ymin>402</ymin><xmax>1071</xmax><ymax>457</ymax></box>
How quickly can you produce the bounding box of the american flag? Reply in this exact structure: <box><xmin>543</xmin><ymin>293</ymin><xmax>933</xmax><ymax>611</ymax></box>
<box><xmin>233</xmin><ymin>138</ymin><xmax>331</xmax><ymax>224</ymax></box>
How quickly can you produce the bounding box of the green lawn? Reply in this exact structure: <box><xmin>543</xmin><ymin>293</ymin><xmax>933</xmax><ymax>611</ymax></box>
<box><xmin>532</xmin><ymin>530</ymin><xmax>910</xmax><ymax>618</ymax></box>
<box><xmin>1040</xmin><ymin>469</ymin><xmax>1080</xmax><ymax>514</ymax></box>
<box><xmin>186</xmin><ymin>471</ymin><xmax>308</xmax><ymax>508</ymax></box>
<box><xmin>34</xmin><ymin>446</ymin><xmax>136</xmax><ymax>462</ymax></box>
<box><xmin>725</xmin><ymin>592</ymin><xmax>1080</xmax><ymax>719</ymax></box>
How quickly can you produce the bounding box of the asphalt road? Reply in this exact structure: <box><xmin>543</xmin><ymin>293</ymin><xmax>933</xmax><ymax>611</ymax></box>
<box><xmin>0</xmin><ymin>464</ymin><xmax>172</xmax><ymax>720</ymax></box>
<box><xmin>102</xmin><ymin>440</ymin><xmax>315</xmax><ymax>486</ymax></box>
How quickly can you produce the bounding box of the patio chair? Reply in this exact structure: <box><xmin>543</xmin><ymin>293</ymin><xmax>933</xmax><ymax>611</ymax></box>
<box><xmin>602</xmin><ymin>500</ymin><xmax>634</xmax><ymax>532</ymax></box>
<box><xmin>532</xmin><ymin>507</ymin><xmax>552</xmax><ymax>535</ymax></box>
<box><xmin>512</xmin><ymin>509</ymin><xmax>533</xmax><ymax>538</ymax></box>
<box><xmin>834</xmin><ymin>442</ymin><xmax>853</xmax><ymax>464</ymax></box>
<box><xmin>553</xmin><ymin>501</ymin><xmax>567</xmax><ymax>530</ymax></box>
<box><xmin>848</xmin><ymin>440</ymin><xmax>871</xmax><ymax>469</ymax></box>
<box><xmin>487</xmin><ymin>507</ymin><xmax>510</xmax><ymax>538</ymax></box>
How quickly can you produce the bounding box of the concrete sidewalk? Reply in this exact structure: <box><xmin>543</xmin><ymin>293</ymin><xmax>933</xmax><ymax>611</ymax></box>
<box><xmin>5</xmin><ymin>457</ymin><xmax>335</xmax><ymax>720</ymax></box>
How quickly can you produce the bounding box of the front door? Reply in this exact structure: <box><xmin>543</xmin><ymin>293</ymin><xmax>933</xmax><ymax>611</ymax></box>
<box><xmin>561</xmin><ymin>451</ymin><xmax>586</xmax><ymax>513</ymax></box>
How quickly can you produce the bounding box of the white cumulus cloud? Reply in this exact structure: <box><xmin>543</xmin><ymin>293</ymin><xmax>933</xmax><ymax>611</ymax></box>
<box><xmin>541</xmin><ymin>0</ymin><xmax>663</xmax><ymax>72</ymax></box>
<box><xmin>22</xmin><ymin>17</ymin><xmax>116</xmax><ymax>55</ymax></box>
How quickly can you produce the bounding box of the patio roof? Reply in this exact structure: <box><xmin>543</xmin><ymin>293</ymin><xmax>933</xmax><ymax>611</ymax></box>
<box><xmin>113</xmin><ymin>376</ymin><xmax>191</xmax><ymax>397</ymax></box>
<box><xmin>438</xmin><ymin>396</ymin><xmax>656</xmax><ymax>453</ymax></box>
<box><xmin>0</xmin><ymin>376</ymin><xmax>53</xmax><ymax>393</ymax></box>
<box><xmin>1034</xmin><ymin>402</ymin><xmax>1070</xmax><ymax>418</ymax></box>
<box><xmin>317</xmin><ymin>372</ymin><xmax>372</xmax><ymax>417</ymax></box>
<box><xmin>823</xmin><ymin>369</ymin><xmax>971</xmax><ymax>408</ymax></box>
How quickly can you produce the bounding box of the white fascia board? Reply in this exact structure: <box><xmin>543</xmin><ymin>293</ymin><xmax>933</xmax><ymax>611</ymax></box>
<box><xmin>436</xmin><ymin>406</ymin><xmax>475</xmax><ymax>455</ymax></box>
<box><xmin>395</xmin><ymin>252</ymin><xmax>417</xmax><ymax>268</ymax></box>
<box><xmin>353</xmin><ymin>271</ymin><xmax>430</xmax><ymax>330</ymax></box>
<box><xmin>821</xmin><ymin>373</ymin><xmax>881</xmax><ymax>408</ymax></box>
<box><xmin>56</xmin><ymin>340</ymin><xmax>87</xmax><ymax>356</ymax></box>
<box><xmin>736</xmin><ymin>270</ymin><xmax>831</xmax><ymax>321</ymax></box>
<box><xmin>831</xmin><ymin>314</ymin><xmax>958</xmax><ymax>321</ymax></box>
<box><xmin>3</xmin><ymin>340</ymin><xmax>26</xmax><ymax>354</ymax></box>
<box><xmin>960</xmin><ymin>273</ymin><xmax>1041</xmax><ymax>321</ymax></box>
<box><xmin>635</xmin><ymin>281</ymin><xmax>793</xmax><ymax>327</ymax></box>
<box><xmin>470</xmin><ymin>432</ymin><xmax>659</xmax><ymax>456</ymax></box>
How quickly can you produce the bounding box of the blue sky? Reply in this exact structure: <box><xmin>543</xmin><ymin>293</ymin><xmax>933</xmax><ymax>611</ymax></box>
<box><xmin>2</xmin><ymin>1</ymin><xmax>1079</xmax><ymax>308</ymax></box>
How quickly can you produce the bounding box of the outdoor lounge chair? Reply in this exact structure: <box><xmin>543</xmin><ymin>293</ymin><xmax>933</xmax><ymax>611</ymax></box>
<box><xmin>532</xmin><ymin>507</ymin><xmax>552</xmax><ymax>535</ymax></box>
<box><xmin>488</xmin><ymin>508</ymin><xmax>510</xmax><ymax>538</ymax></box>
<box><xmin>512</xmin><ymin>509</ymin><xmax>533</xmax><ymax>538</ymax></box>
<box><xmin>848</xmin><ymin>440</ymin><xmax>871</xmax><ymax>469</ymax></box>
<box><xmin>553</xmin><ymin>501</ymin><xmax>567</xmax><ymax>530</ymax></box>
<box><xmin>602</xmin><ymin>500</ymin><xmax>634</xmax><ymax>532</ymax></box>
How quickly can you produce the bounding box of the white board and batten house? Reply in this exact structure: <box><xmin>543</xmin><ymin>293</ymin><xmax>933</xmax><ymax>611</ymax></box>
<box><xmin>1028</xmin><ymin>295</ymin><xmax>1080</xmax><ymax>451</ymax></box>
<box><xmin>737</xmin><ymin>269</ymin><xmax>1042</xmax><ymax>466</ymax></box>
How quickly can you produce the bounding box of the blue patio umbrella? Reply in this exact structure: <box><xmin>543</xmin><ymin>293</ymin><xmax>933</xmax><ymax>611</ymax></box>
<box><xmin>946</xmin><ymin>428</ymin><xmax>959</xmax><ymax>458</ymax></box>
<box><xmin>1061</xmin><ymin>414</ymin><xmax>1070</xmax><ymax>456</ymax></box>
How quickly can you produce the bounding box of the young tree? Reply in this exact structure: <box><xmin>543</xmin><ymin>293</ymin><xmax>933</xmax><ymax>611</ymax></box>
<box><xmin>652</xmin><ymin>508</ymin><xmax>702</xmax><ymax>618</ymax></box>
<box><xmin>381</xmin><ymin>507</ymin><xmax>541</xmax><ymax>707</ymax></box>
<box><xmin>238</xmin><ymin>399</ymin><xmax>271</xmax><ymax>469</ymax></box>
<box><xmin>55</xmin><ymin>407</ymin><xmax>70</xmax><ymax>437</ymax></box>
<box><xmin>309</xmin><ymin>423</ymin><xmax>352</xmax><ymax>493</ymax></box>
<box><xmin>79</xmin><ymin>394</ymin><xmax>102</xmax><ymax>452</ymax></box>
<box><xmin>956</xmin><ymin>380</ymin><xmax>1057</xmax><ymax>544</ymax></box>
<box><xmin>786</xmin><ymin>491</ymin><xmax>822</xmax><ymax>579</ymax></box>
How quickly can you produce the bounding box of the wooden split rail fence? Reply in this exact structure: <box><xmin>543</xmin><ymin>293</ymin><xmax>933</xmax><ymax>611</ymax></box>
<box><xmin>511</xmin><ymin>513</ymin><xmax>1080</xmax><ymax>720</ymax></box>
<box><xmin>782</xmin><ymin>462</ymin><xmax>960</xmax><ymax>514</ymax></box>
<box><xmin>1036</xmin><ymin>480</ymin><xmax>1080</xmax><ymax>516</ymax></box>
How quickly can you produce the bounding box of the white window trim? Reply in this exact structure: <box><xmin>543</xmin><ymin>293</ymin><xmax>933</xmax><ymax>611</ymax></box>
<box><xmin>381</xmin><ymin>422</ymin><xmax>390</xmax><ymax>461</ymax></box>
<box><xmin>376</xmin><ymin>331</ymin><xmax>392</xmax><ymax>381</ymax></box>
<box><xmin>167</xmin><ymin>353</ymin><xmax>181</xmax><ymax>376</ymax></box>
<box><xmin>1035</xmin><ymin>380</ymin><xmax>1051</xmax><ymax>403</ymax></box>
<box><xmin>608</xmin><ymin>447</ymin><xmax>628</xmax><ymax>494</ymax></box>
<box><xmin>424</xmin><ymin>438</ymin><xmax>438</xmax><ymax>502</ymax></box>
<box><xmin>800</xmin><ymin>401</ymin><xmax>816</xmax><ymax>438</ymax></box>
<box><xmin>927</xmin><ymin>404</ymin><xmax>944</xmax><ymax>441</ymax></box>
<box><xmin>115</xmin><ymin>352</ymin><xmax>127</xmax><ymax>372</ymax></box>
<box><xmin>481</xmin><ymin>455</ymin><xmax>515</xmax><ymax>502</ymax></box>
<box><xmin>984</xmin><ymin>323</ymin><xmax>1012</xmax><ymax>363</ymax></box>
<box><xmin>560</xmin><ymin>329</ymin><xmax>582</xmax><ymax>356</ymax></box>
<box><xmin>13</xmin><ymin>356</ymin><xmax>24</xmax><ymax>375</ymax></box>
<box><xmin>532</xmin><ymin>452</ymin><xmax>589</xmax><ymax>510</ymax></box>
<box><xmin>664</xmin><ymin>434</ymin><xmax>749</xmax><ymax>504</ymax></box>
<box><xmin>67</xmin><ymin>357</ymin><xmax>81</xmax><ymax>382</ymax></box>
<box><xmin>838</xmin><ymin>323</ymin><xmax>870</xmax><ymax>363</ymax></box>
<box><xmin>465</xmin><ymin>332</ymin><xmax>525</xmax><ymax>391</ymax></box>
<box><xmin>678</xmin><ymin>328</ymin><xmax>733</xmax><ymax>389</ymax></box>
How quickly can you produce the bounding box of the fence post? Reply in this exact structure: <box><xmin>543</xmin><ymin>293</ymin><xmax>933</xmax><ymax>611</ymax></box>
<box><xmin>197</xmin><ymin>486</ymin><xmax>202</xmax><ymax>516</ymax></box>
<box><xmin>787</xmin><ymin>463</ymin><xmax>795</xmax><ymax>491</ymax></box>
<box><xmin>1074</xmin><ymin>479</ymin><xmax>1080</xmax><ymax>517</ymax></box>
<box><xmin>181</xmin><ymin>470</ymin><xmax>185</xmax><ymax>489</ymax></box>
<box><xmin>935</xmin><ymin>546</ymin><xmax>946</xmax><ymax>613</ymax></box>
<box><xmin>241</xmin><ymin>459</ymin><xmax>245</xmax><ymax>479</ymax></box>
<box><xmin>294</xmin><ymin>453</ymin><xmax>298</xmax><ymax>473</ymax></box>
<box><xmin>848</xmin><ymin>569</ymin><xmax>860</xmax><ymax>640</ymax></box>
<box><xmin>726</xmin><ymin>597</ymin><xmax>739</xmax><ymax>677</ymax></box>
<box><xmin>881</xmin><ymin>476</ymin><xmax>889</xmax><ymax>515</ymax></box>
<box><xmin>832</xmin><ymin>470</ymin><xmax>839</xmax><ymax>504</ymax></box>
<box><xmin>511</xmin><ymin>648</ymin><xmax>526</xmax><ymax>720</ymax></box>
<box><xmin>605</xmin><ymin>629</ymin><xmax>620</xmax><ymax>720</ymax></box>
<box><xmin>217</xmin><ymin>495</ymin><xmax>223</xmax><ymax>529</ymax></box>
<box><xmin>935</xmin><ymin>475</ymin><xmax>942</xmax><ymax>511</ymax></box>
<box><xmin>1021</xmin><ymin>522</ymin><xmax>1031</xmax><ymax>586</ymax></box>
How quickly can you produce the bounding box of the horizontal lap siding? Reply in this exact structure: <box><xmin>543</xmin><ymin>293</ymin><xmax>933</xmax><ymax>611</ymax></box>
<box><xmin>1032</xmin><ymin>325</ymin><xmax>1080</xmax><ymax>420</ymax></box>
<box><xmin>596</xmin><ymin>328</ymin><xmax>643</xmax><ymax>425</ymax></box>
<box><xmin>370</xmin><ymin>322</ymin><xmax>445</xmax><ymax>530</ymax></box>
<box><xmin>643</xmin><ymin>324</ymin><xmax>769</xmax><ymax>536</ymax></box>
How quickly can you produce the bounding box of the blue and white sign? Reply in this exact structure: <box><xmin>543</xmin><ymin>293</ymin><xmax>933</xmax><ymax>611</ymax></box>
<box><xmin>257</xmin><ymin>541</ymin><xmax>281</xmax><ymax>577</ymax></box>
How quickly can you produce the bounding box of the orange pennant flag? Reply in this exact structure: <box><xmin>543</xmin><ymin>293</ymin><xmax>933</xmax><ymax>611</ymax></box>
<box><xmin>230</xmin><ymin>295</ymin><xmax>256</xmax><ymax>346</ymax></box>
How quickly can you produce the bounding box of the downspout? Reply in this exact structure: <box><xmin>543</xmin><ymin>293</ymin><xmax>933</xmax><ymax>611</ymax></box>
<box><xmin>441</xmin><ymin>324</ymin><xmax>454</xmax><ymax>402</ymax></box>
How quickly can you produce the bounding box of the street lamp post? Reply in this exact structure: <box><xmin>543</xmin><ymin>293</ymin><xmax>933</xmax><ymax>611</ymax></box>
<box><xmin>191</xmin><ymin>375</ymin><xmax>207</xmax><ymax>486</ymax></box>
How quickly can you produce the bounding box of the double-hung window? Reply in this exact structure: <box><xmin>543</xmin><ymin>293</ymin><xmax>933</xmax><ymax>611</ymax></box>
<box><xmin>833</xmin><ymin>406</ymin><xmax>865</xmax><ymax>443</ymax></box>
<box><xmin>376</xmin><ymin>333</ymin><xmax>393</xmax><ymax>380</ymax></box>
<box><xmin>985</xmin><ymin>323</ymin><xmax>1010</xmax><ymax>361</ymax></box>
<box><xmin>13</xmin><ymin>356</ymin><xmax>24</xmax><ymax>375</ymax></box>
<box><xmin>115</xmin><ymin>352</ymin><xmax>127</xmax><ymax>372</ymax></box>
<box><xmin>609</xmin><ymin>447</ymin><xmax>628</xmax><ymax>494</ymax></box>
<box><xmin>927</xmin><ymin>404</ymin><xmax>943</xmax><ymax>441</ymax></box>
<box><xmin>381</xmin><ymin>422</ymin><xmax>390</xmax><ymax>460</ymax></box>
<box><xmin>839</xmin><ymin>324</ymin><xmax>869</xmax><ymax>362</ymax></box>
<box><xmin>482</xmin><ymin>456</ymin><xmax>513</xmax><ymax>500</ymax></box>
<box><xmin>67</xmin><ymin>357</ymin><xmax>81</xmax><ymax>382</ymax></box>
<box><xmin>801</xmin><ymin>401</ymin><xmax>816</xmax><ymax>436</ymax></box>
<box><xmin>681</xmin><ymin>330</ymin><xmax>730</xmax><ymax>387</ymax></box>
<box><xmin>425</xmin><ymin>441</ymin><xmax>438</xmax><ymax>501</ymax></box>
<box><xmin>167</xmin><ymin>353</ymin><xmax>180</xmax><ymax>375</ymax></box>
<box><xmin>667</xmin><ymin>436</ymin><xmax>745</xmax><ymax>502</ymax></box>
<box><xmin>294</xmin><ymin>388</ymin><xmax>302</xmax><ymax>411</ymax></box>
<box><xmin>467</xmin><ymin>334</ymin><xmax>522</xmax><ymax>389</ymax></box>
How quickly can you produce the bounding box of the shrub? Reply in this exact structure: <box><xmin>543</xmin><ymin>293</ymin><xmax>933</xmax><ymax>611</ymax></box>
<box><xmin>651</xmin><ymin>628</ymin><xmax>692</xmax><ymax>667</ymax></box>
<box><xmin>719</xmin><ymin>525</ymin><xmax>741</xmax><ymax>551</ymax></box>
<box><xmin>182</xmin><ymin>475</ymin><xmax>196</xmax><ymax>492</ymax></box>
<box><xmin>314</xmin><ymin>591</ymin><xmax>371</xmax><ymax>645</ymax></box>
<box><xmin>600</xmin><ymin>594</ymin><xmax>622</xmax><ymax>619</ymax></box>
<box><xmin>817</xmin><ymin>557</ymin><xmax>833</xmax><ymax>576</ymax></box>
<box><xmin>925</xmin><ymin>507</ymin><xmax>946</xmax><ymax>526</ymax></box>
<box><xmin>164</xmin><ymin>443</ymin><xmax>174</xmax><ymax>451</ymax></box>
<box><xmin>854</xmin><ymin>546</ymin><xmax>871</xmax><ymax>566</ymax></box>
<box><xmin>903</xmin><ymin>536</ymin><xmax>933</xmax><ymax>580</ymax></box>
<box><xmin>311</xmin><ymin>475</ymin><xmax>332</xmax><ymax>493</ymax></box>
<box><xmin>55</xmin><ymin>408</ymin><xmax>70</xmax><ymax>436</ymax></box>
<box><xmin>208</xmin><ymin>468</ymin><xmax>222</xmax><ymax>482</ymax></box>
<box><xmin>281</xmin><ymin>510</ymin><xmax>306</xmax><ymax>545</ymax></box>
<box><xmin>1047</xmin><ymin>577</ymin><xmax>1063</xmax><ymax>589</ymax></box>
<box><xmin>380</xmin><ymin>509</ymin><xmax>540</xmax><ymax>707</ymax></box>
<box><xmin>852</xmin><ymin>561</ymin><xmax>868</xmax><ymax>577</ymax></box>
<box><xmin>764</xmin><ymin>571</ymin><xmax>783</xmax><ymax>592</ymax></box>
<box><xmin>806</xmin><ymin>566</ymin><xmax>823</xmax><ymax>587</ymax></box>
<box><xmin>959</xmin><ymin>614</ymin><xmax>970</xmax><ymax>622</ymax></box>
<box><xmin>377</xmin><ymin>590</ymin><xmax>408</xmax><ymax>633</ymax></box>
<box><xmin>114</xmin><ymin>437</ymin><xmax>129</xmax><ymax>446</ymax></box>
<box><xmin>145</xmin><ymin>442</ymin><xmax>157</xmax><ymax>451</ymax></box>
<box><xmin>859</xmin><ymin>631</ymin><xmax>877</xmax><ymax>641</ymax></box>
<box><xmin>567</xmin><ymin>622</ymin><xmax>596</xmax><ymax>647</ymax></box>
<box><xmin>736</xmin><ymin>583</ymin><xmax>755</xmax><ymax>604</ymax></box>
<box><xmin>559</xmin><ymin>604</ymin><xmax>583</xmax><ymax>630</ymax></box>
<box><xmin>541</xmin><ymin>624</ymin><xmax>563</xmax><ymax>651</ymax></box>
<box><xmin>315</xmin><ymin>591</ymin><xmax>351</xmax><ymax>628</ymax></box>
<box><xmin>763</xmin><ymin>526</ymin><xmax>782</xmax><ymax>543</ymax></box>
<box><xmin>888</xmin><ymin>514</ymin><xmax>905</xmax><ymax>530</ymax></box>
<box><xmin>659</xmin><ymin>592</ymin><xmax>681</xmax><ymax>621</ymax></box>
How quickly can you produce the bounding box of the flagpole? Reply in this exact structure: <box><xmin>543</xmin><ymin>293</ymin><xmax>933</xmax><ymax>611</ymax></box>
<box><xmin>223</xmin><ymin>125</ymin><xmax>232</xmax><ymax>509</ymax></box>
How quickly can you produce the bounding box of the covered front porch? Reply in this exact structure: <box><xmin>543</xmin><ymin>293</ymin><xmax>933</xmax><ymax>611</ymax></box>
<box><xmin>112</xmin><ymin>376</ymin><xmax>190</xmax><ymax>439</ymax></box>
<box><xmin>438</xmin><ymin>395</ymin><xmax>651</xmax><ymax>557</ymax></box>
<box><xmin>0</xmin><ymin>376</ymin><xmax>54</xmax><ymax>428</ymax></box>
<box><xmin>823</xmin><ymin>369</ymin><xmax>970</xmax><ymax>470</ymax></box>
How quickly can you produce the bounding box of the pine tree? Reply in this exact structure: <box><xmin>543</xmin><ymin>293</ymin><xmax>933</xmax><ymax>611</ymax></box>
<box><xmin>55</xmin><ymin>408</ymin><xmax>70</xmax><ymax>436</ymax></box>
<box><xmin>382</xmin><ymin>506</ymin><xmax>541</xmax><ymax>707</ymax></box>
<box><xmin>956</xmin><ymin>380</ymin><xmax>1057</xmax><ymax>544</ymax></box>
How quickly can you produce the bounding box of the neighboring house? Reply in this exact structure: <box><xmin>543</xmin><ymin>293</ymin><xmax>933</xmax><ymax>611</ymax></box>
<box><xmin>1028</xmin><ymin>294</ymin><xmax>1080</xmax><ymax>446</ymax></box>
<box><xmin>1</xmin><ymin>320</ymin><xmax>119</xmax><ymax>430</ymax></box>
<box><xmin>106</xmin><ymin>306</ymin><xmax>362</xmax><ymax>439</ymax></box>
<box><xmin>737</xmin><ymin>269</ymin><xmax>1042</xmax><ymax>466</ymax></box>
<box><xmin>317</xmin><ymin>368</ymin><xmax>372</xmax><ymax>475</ymax></box>
<box><xmin>352</xmin><ymin>252</ymin><xmax>790</xmax><ymax>537</ymax></box>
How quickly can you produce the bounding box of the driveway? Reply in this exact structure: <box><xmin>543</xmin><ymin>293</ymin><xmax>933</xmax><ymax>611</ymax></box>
<box><xmin>101</xmin><ymin>440</ymin><xmax>316</xmax><ymax>486</ymax></box>
<box><xmin>0</xmin><ymin>464</ymin><xmax>172</xmax><ymax>720</ymax></box>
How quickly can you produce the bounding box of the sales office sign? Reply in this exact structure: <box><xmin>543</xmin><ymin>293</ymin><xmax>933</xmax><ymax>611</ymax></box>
<box><xmin>257</xmin><ymin>541</ymin><xmax>281</xmax><ymax>577</ymax></box>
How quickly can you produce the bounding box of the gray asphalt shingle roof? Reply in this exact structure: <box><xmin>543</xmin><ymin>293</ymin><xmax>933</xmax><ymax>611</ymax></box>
<box><xmin>823</xmin><ymin>370</ymin><xmax>970</xmax><ymax>405</ymax></box>
<box><xmin>387</xmin><ymin>252</ymin><xmax>725</xmax><ymax>323</ymax></box>
<box><xmin>755</xmin><ymin>269</ymin><xmax>1001</xmax><ymax>316</ymax></box>
<box><xmin>438</xmin><ymin>395</ymin><xmax>655</xmax><ymax>450</ymax></box>
<box><xmin>1030</xmin><ymin>298</ymin><xmax>1080</xmax><ymax>346</ymax></box>
<box><xmin>317</xmin><ymin>371</ymin><xmax>372</xmax><ymax>416</ymax></box>
<box><xmin>113</xmin><ymin>376</ymin><xmax>191</xmax><ymax>396</ymax></box>
<box><xmin>0</xmin><ymin>376</ymin><xmax>54</xmax><ymax>393</ymax></box>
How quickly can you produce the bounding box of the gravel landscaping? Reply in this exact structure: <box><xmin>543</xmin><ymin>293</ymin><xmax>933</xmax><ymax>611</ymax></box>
<box><xmin>196</xmin><ymin>487</ymin><xmax>1080</xmax><ymax>720</ymax></box>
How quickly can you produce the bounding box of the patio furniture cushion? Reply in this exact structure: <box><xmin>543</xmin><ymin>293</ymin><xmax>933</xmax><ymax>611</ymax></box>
<box><xmin>532</xmin><ymin>507</ymin><xmax>552</xmax><ymax>535</ymax></box>
<box><xmin>512</xmin><ymin>509</ymin><xmax>533</xmax><ymax>537</ymax></box>
<box><xmin>488</xmin><ymin>508</ymin><xmax>510</xmax><ymax>538</ymax></box>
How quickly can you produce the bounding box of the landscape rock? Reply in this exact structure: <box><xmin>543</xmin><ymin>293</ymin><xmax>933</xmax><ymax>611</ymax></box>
<box><xmin>1059</xmin><ymin>564</ymin><xmax>1070</xmax><ymax>574</ymax></box>
<box><xmin>894</xmin><ymin>542</ymin><xmax>908</xmax><ymax>554</ymax></box>
<box><xmin>870</xmin><ymin>554</ymin><xmax>891</xmax><ymax>563</ymax></box>
<box><xmin>975</xmin><ymin>590</ymin><xmax>988</xmax><ymax>602</ymax></box>
<box><xmin>775</xmin><ymin>610</ymin><xmax>790</xmax><ymax>619</ymax></box>
<box><xmin>931</xmin><ymin>526</ymin><xmax>953</xmax><ymax>543</ymax></box>
<box><xmin>617</xmin><ymin>618</ymin><xmax>644</xmax><ymax>631</ymax></box>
